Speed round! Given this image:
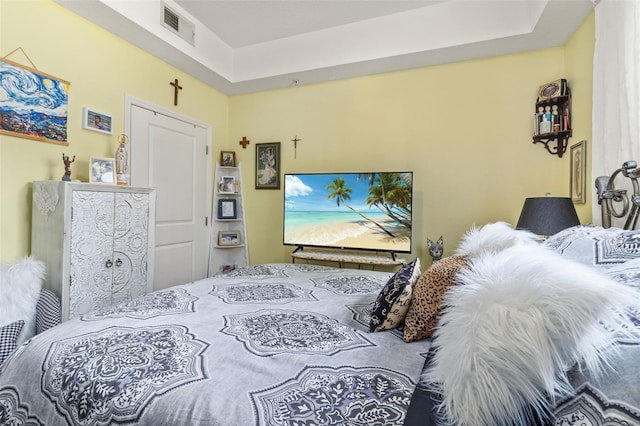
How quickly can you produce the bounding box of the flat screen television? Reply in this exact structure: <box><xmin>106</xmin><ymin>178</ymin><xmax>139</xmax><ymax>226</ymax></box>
<box><xmin>283</xmin><ymin>172</ymin><xmax>412</xmax><ymax>255</ymax></box>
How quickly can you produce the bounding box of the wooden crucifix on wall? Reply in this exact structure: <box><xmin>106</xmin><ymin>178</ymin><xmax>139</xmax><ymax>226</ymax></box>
<box><xmin>170</xmin><ymin>78</ymin><xmax>182</xmax><ymax>106</ymax></box>
<box><xmin>291</xmin><ymin>135</ymin><xmax>301</xmax><ymax>159</ymax></box>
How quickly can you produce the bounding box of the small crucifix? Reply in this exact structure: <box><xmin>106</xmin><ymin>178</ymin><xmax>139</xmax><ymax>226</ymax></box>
<box><xmin>170</xmin><ymin>78</ymin><xmax>182</xmax><ymax>106</ymax></box>
<box><xmin>239</xmin><ymin>136</ymin><xmax>250</xmax><ymax>149</ymax></box>
<box><xmin>291</xmin><ymin>135</ymin><xmax>302</xmax><ymax>159</ymax></box>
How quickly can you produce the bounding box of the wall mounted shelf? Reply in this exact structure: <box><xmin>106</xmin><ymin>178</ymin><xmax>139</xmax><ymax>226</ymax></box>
<box><xmin>533</xmin><ymin>83</ymin><xmax>572</xmax><ymax>158</ymax></box>
<box><xmin>533</xmin><ymin>129</ymin><xmax>572</xmax><ymax>157</ymax></box>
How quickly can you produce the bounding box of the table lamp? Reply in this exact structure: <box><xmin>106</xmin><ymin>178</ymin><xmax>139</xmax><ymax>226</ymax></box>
<box><xmin>516</xmin><ymin>197</ymin><xmax>580</xmax><ymax>236</ymax></box>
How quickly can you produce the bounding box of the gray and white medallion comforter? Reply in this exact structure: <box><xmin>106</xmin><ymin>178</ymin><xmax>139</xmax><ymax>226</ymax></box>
<box><xmin>0</xmin><ymin>263</ymin><xmax>430</xmax><ymax>426</ymax></box>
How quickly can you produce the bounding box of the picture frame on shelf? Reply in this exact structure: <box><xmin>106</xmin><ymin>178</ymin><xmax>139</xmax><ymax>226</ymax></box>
<box><xmin>256</xmin><ymin>142</ymin><xmax>281</xmax><ymax>189</ymax></box>
<box><xmin>220</xmin><ymin>264</ymin><xmax>237</xmax><ymax>274</ymax></box>
<box><xmin>570</xmin><ymin>140</ymin><xmax>586</xmax><ymax>204</ymax></box>
<box><xmin>220</xmin><ymin>151</ymin><xmax>236</xmax><ymax>167</ymax></box>
<box><xmin>218</xmin><ymin>230</ymin><xmax>241</xmax><ymax>246</ymax></box>
<box><xmin>89</xmin><ymin>157</ymin><xmax>116</xmax><ymax>184</ymax></box>
<box><xmin>537</xmin><ymin>78</ymin><xmax>567</xmax><ymax>101</ymax></box>
<box><xmin>217</xmin><ymin>199</ymin><xmax>237</xmax><ymax>219</ymax></box>
<box><xmin>83</xmin><ymin>107</ymin><xmax>113</xmax><ymax>134</ymax></box>
<box><xmin>219</xmin><ymin>176</ymin><xmax>236</xmax><ymax>193</ymax></box>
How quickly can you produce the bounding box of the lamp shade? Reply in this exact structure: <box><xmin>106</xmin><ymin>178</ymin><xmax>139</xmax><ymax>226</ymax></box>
<box><xmin>516</xmin><ymin>197</ymin><xmax>580</xmax><ymax>236</ymax></box>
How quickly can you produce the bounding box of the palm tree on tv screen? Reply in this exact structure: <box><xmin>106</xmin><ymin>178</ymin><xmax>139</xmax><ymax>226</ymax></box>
<box><xmin>326</xmin><ymin>176</ymin><xmax>396</xmax><ymax>238</ymax></box>
<box><xmin>365</xmin><ymin>173</ymin><xmax>412</xmax><ymax>229</ymax></box>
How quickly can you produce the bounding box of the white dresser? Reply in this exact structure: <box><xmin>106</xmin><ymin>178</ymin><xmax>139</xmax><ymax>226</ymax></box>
<box><xmin>31</xmin><ymin>181</ymin><xmax>156</xmax><ymax>320</ymax></box>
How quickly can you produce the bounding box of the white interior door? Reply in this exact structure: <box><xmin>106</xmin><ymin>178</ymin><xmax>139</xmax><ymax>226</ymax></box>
<box><xmin>127</xmin><ymin>100</ymin><xmax>211</xmax><ymax>291</ymax></box>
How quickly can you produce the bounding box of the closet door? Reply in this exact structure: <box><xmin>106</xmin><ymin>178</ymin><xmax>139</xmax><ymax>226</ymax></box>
<box><xmin>69</xmin><ymin>190</ymin><xmax>115</xmax><ymax>317</ymax></box>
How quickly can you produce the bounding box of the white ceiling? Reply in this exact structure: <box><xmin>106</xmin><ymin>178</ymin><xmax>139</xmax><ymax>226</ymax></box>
<box><xmin>54</xmin><ymin>0</ymin><xmax>594</xmax><ymax>95</ymax></box>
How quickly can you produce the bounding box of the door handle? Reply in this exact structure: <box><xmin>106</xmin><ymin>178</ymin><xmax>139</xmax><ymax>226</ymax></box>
<box><xmin>115</xmin><ymin>258</ymin><xmax>123</xmax><ymax>267</ymax></box>
<box><xmin>105</xmin><ymin>259</ymin><xmax>113</xmax><ymax>268</ymax></box>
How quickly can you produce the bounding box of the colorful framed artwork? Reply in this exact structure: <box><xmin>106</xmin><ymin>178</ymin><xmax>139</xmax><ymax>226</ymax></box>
<box><xmin>256</xmin><ymin>142</ymin><xmax>280</xmax><ymax>189</ymax></box>
<box><xmin>0</xmin><ymin>58</ymin><xmax>70</xmax><ymax>145</ymax></box>
<box><xmin>220</xmin><ymin>151</ymin><xmax>236</xmax><ymax>167</ymax></box>
<box><xmin>83</xmin><ymin>107</ymin><xmax>113</xmax><ymax>134</ymax></box>
<box><xmin>218</xmin><ymin>230</ymin><xmax>241</xmax><ymax>246</ymax></box>
<box><xmin>570</xmin><ymin>140</ymin><xmax>586</xmax><ymax>204</ymax></box>
<box><xmin>89</xmin><ymin>157</ymin><xmax>115</xmax><ymax>184</ymax></box>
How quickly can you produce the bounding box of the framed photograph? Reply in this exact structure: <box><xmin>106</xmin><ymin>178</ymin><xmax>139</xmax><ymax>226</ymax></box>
<box><xmin>218</xmin><ymin>230</ymin><xmax>241</xmax><ymax>246</ymax></box>
<box><xmin>256</xmin><ymin>142</ymin><xmax>281</xmax><ymax>189</ymax></box>
<box><xmin>570</xmin><ymin>140</ymin><xmax>586</xmax><ymax>204</ymax></box>
<box><xmin>220</xmin><ymin>151</ymin><xmax>236</xmax><ymax>167</ymax></box>
<box><xmin>0</xmin><ymin>58</ymin><xmax>70</xmax><ymax>145</ymax></box>
<box><xmin>83</xmin><ymin>107</ymin><xmax>113</xmax><ymax>134</ymax></box>
<box><xmin>537</xmin><ymin>78</ymin><xmax>567</xmax><ymax>101</ymax></box>
<box><xmin>89</xmin><ymin>157</ymin><xmax>116</xmax><ymax>184</ymax></box>
<box><xmin>220</xmin><ymin>264</ymin><xmax>237</xmax><ymax>274</ymax></box>
<box><xmin>217</xmin><ymin>199</ymin><xmax>237</xmax><ymax>219</ymax></box>
<box><xmin>218</xmin><ymin>176</ymin><xmax>236</xmax><ymax>193</ymax></box>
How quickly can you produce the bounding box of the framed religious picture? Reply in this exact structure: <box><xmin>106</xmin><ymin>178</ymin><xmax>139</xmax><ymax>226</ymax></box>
<box><xmin>218</xmin><ymin>176</ymin><xmax>236</xmax><ymax>193</ymax></box>
<box><xmin>570</xmin><ymin>140</ymin><xmax>586</xmax><ymax>204</ymax></box>
<box><xmin>89</xmin><ymin>157</ymin><xmax>116</xmax><ymax>184</ymax></box>
<box><xmin>256</xmin><ymin>142</ymin><xmax>280</xmax><ymax>189</ymax></box>
<box><xmin>220</xmin><ymin>151</ymin><xmax>236</xmax><ymax>167</ymax></box>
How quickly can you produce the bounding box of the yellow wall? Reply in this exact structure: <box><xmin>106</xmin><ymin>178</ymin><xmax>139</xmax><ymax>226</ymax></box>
<box><xmin>564</xmin><ymin>12</ymin><xmax>595</xmax><ymax>223</ymax></box>
<box><xmin>231</xmin><ymin>14</ymin><xmax>595</xmax><ymax>266</ymax></box>
<box><xmin>0</xmin><ymin>0</ymin><xmax>229</xmax><ymax>261</ymax></box>
<box><xmin>1</xmin><ymin>0</ymin><xmax>595</xmax><ymax>268</ymax></box>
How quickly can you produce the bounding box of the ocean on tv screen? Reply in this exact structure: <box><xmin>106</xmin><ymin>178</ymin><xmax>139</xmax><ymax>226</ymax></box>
<box><xmin>283</xmin><ymin>172</ymin><xmax>412</xmax><ymax>252</ymax></box>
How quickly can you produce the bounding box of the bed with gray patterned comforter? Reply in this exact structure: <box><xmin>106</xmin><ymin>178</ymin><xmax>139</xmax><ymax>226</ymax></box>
<box><xmin>0</xmin><ymin>263</ymin><xmax>430</xmax><ymax>425</ymax></box>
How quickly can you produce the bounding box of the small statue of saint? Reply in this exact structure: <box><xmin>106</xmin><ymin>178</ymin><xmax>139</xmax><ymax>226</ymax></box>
<box><xmin>62</xmin><ymin>153</ymin><xmax>75</xmax><ymax>181</ymax></box>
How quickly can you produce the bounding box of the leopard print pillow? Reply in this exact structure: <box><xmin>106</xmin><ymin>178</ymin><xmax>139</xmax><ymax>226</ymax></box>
<box><xmin>403</xmin><ymin>255</ymin><xmax>469</xmax><ymax>343</ymax></box>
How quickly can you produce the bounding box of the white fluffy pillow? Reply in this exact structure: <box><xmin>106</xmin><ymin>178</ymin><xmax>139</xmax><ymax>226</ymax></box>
<box><xmin>425</xmin><ymin>243</ymin><xmax>639</xmax><ymax>426</ymax></box>
<box><xmin>0</xmin><ymin>257</ymin><xmax>45</xmax><ymax>345</ymax></box>
<box><xmin>455</xmin><ymin>221</ymin><xmax>539</xmax><ymax>258</ymax></box>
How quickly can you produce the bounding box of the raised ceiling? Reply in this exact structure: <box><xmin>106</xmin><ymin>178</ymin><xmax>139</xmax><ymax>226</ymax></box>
<box><xmin>54</xmin><ymin>0</ymin><xmax>594</xmax><ymax>95</ymax></box>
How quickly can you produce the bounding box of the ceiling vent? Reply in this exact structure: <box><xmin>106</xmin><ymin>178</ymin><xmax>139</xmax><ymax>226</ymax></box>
<box><xmin>161</xmin><ymin>3</ymin><xmax>195</xmax><ymax>46</ymax></box>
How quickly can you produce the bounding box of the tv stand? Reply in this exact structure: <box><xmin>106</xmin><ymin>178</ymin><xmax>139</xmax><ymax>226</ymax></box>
<box><xmin>291</xmin><ymin>248</ymin><xmax>406</xmax><ymax>269</ymax></box>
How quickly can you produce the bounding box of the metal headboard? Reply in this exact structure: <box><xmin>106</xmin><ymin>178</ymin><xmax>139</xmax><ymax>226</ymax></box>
<box><xmin>595</xmin><ymin>160</ymin><xmax>640</xmax><ymax>229</ymax></box>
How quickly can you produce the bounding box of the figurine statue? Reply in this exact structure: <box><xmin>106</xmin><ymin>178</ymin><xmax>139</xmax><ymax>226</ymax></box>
<box><xmin>115</xmin><ymin>134</ymin><xmax>130</xmax><ymax>186</ymax></box>
<box><xmin>427</xmin><ymin>236</ymin><xmax>444</xmax><ymax>262</ymax></box>
<box><xmin>62</xmin><ymin>153</ymin><xmax>75</xmax><ymax>181</ymax></box>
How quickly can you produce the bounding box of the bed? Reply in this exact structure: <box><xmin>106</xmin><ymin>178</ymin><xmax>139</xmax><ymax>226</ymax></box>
<box><xmin>0</xmin><ymin>263</ymin><xmax>430</xmax><ymax>425</ymax></box>
<box><xmin>4</xmin><ymin>166</ymin><xmax>640</xmax><ymax>426</ymax></box>
<box><xmin>4</xmin><ymin>232</ymin><xmax>639</xmax><ymax>426</ymax></box>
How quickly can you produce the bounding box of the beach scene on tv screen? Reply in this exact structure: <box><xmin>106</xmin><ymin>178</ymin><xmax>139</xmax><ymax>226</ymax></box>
<box><xmin>284</xmin><ymin>172</ymin><xmax>412</xmax><ymax>252</ymax></box>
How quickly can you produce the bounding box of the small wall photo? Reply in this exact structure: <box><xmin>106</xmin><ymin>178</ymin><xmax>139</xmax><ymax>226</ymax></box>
<box><xmin>83</xmin><ymin>107</ymin><xmax>113</xmax><ymax>134</ymax></box>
